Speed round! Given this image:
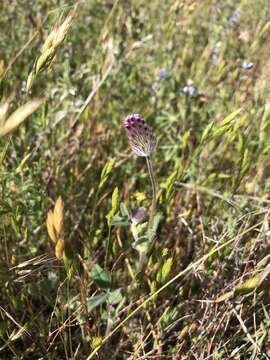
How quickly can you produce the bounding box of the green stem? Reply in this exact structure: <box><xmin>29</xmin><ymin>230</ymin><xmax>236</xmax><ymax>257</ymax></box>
<box><xmin>67</xmin><ymin>279</ymin><xmax>73</xmax><ymax>359</ymax></box>
<box><xmin>105</xmin><ymin>225</ymin><xmax>111</xmax><ymax>269</ymax></box>
<box><xmin>138</xmin><ymin>156</ymin><xmax>157</xmax><ymax>271</ymax></box>
<box><xmin>146</xmin><ymin>156</ymin><xmax>157</xmax><ymax>228</ymax></box>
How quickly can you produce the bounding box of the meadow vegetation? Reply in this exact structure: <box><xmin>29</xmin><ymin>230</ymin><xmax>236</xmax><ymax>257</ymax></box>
<box><xmin>1</xmin><ymin>0</ymin><xmax>270</xmax><ymax>359</ymax></box>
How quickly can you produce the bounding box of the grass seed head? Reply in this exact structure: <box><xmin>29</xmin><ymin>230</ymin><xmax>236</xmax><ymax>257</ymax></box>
<box><xmin>36</xmin><ymin>47</ymin><xmax>56</xmax><ymax>73</ymax></box>
<box><xmin>46</xmin><ymin>197</ymin><xmax>65</xmax><ymax>259</ymax></box>
<box><xmin>52</xmin><ymin>13</ymin><xmax>75</xmax><ymax>48</ymax></box>
<box><xmin>55</xmin><ymin>238</ymin><xmax>65</xmax><ymax>259</ymax></box>
<box><xmin>27</xmin><ymin>7</ymin><xmax>77</xmax><ymax>91</ymax></box>
<box><xmin>46</xmin><ymin>210</ymin><xmax>57</xmax><ymax>243</ymax></box>
<box><xmin>53</xmin><ymin>196</ymin><xmax>64</xmax><ymax>236</ymax></box>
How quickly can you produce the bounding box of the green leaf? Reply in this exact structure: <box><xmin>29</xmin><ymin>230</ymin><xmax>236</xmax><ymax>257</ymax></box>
<box><xmin>234</xmin><ymin>276</ymin><xmax>260</xmax><ymax>296</ymax></box>
<box><xmin>120</xmin><ymin>202</ymin><xmax>130</xmax><ymax>218</ymax></box>
<box><xmin>148</xmin><ymin>212</ymin><xmax>162</xmax><ymax>242</ymax></box>
<box><xmin>91</xmin><ymin>264</ymin><xmax>112</xmax><ymax>289</ymax></box>
<box><xmin>108</xmin><ymin>289</ymin><xmax>123</xmax><ymax>305</ymax></box>
<box><xmin>87</xmin><ymin>293</ymin><xmax>108</xmax><ymax>312</ymax></box>
<box><xmin>111</xmin><ymin>215</ymin><xmax>130</xmax><ymax>226</ymax></box>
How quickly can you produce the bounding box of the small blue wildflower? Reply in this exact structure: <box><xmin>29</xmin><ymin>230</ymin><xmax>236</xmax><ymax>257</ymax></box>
<box><xmin>229</xmin><ymin>9</ymin><xmax>241</xmax><ymax>25</ymax></box>
<box><xmin>159</xmin><ymin>70</ymin><xmax>169</xmax><ymax>79</ymax></box>
<box><xmin>150</xmin><ymin>83</ymin><xmax>159</xmax><ymax>93</ymax></box>
<box><xmin>240</xmin><ymin>62</ymin><xmax>254</xmax><ymax>70</ymax></box>
<box><xmin>180</xmin><ymin>85</ymin><xmax>198</xmax><ymax>98</ymax></box>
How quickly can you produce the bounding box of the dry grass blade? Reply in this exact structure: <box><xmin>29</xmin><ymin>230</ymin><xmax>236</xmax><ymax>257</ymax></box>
<box><xmin>0</xmin><ymin>101</ymin><xmax>9</xmax><ymax>124</ymax></box>
<box><xmin>0</xmin><ymin>99</ymin><xmax>43</xmax><ymax>137</ymax></box>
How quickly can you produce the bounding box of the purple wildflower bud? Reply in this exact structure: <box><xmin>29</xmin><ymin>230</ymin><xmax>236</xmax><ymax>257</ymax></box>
<box><xmin>131</xmin><ymin>206</ymin><xmax>148</xmax><ymax>224</ymax></box>
<box><xmin>124</xmin><ymin>114</ymin><xmax>157</xmax><ymax>157</ymax></box>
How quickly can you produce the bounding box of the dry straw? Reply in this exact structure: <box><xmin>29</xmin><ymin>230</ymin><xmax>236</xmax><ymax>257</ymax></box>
<box><xmin>0</xmin><ymin>99</ymin><xmax>43</xmax><ymax>137</ymax></box>
<box><xmin>46</xmin><ymin>196</ymin><xmax>65</xmax><ymax>259</ymax></box>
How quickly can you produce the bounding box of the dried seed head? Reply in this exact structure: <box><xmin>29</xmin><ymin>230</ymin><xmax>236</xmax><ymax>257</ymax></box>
<box><xmin>26</xmin><ymin>6</ymin><xmax>77</xmax><ymax>91</ymax></box>
<box><xmin>46</xmin><ymin>196</ymin><xmax>65</xmax><ymax>259</ymax></box>
<box><xmin>124</xmin><ymin>114</ymin><xmax>156</xmax><ymax>157</ymax></box>
<box><xmin>55</xmin><ymin>238</ymin><xmax>65</xmax><ymax>259</ymax></box>
<box><xmin>46</xmin><ymin>210</ymin><xmax>57</xmax><ymax>243</ymax></box>
<box><xmin>53</xmin><ymin>196</ymin><xmax>64</xmax><ymax>236</ymax></box>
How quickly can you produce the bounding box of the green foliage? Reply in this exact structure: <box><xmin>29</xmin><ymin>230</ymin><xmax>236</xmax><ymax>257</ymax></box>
<box><xmin>91</xmin><ymin>264</ymin><xmax>111</xmax><ymax>290</ymax></box>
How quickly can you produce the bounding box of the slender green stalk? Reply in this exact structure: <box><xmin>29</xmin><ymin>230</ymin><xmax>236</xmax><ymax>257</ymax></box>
<box><xmin>105</xmin><ymin>225</ymin><xmax>112</xmax><ymax>269</ymax></box>
<box><xmin>146</xmin><ymin>156</ymin><xmax>157</xmax><ymax>227</ymax></box>
<box><xmin>138</xmin><ymin>156</ymin><xmax>157</xmax><ymax>271</ymax></box>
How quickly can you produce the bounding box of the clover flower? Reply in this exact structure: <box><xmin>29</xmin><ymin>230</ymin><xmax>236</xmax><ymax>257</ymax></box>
<box><xmin>124</xmin><ymin>114</ymin><xmax>158</xmax><ymax>272</ymax></box>
<box><xmin>131</xmin><ymin>206</ymin><xmax>148</xmax><ymax>225</ymax></box>
<box><xmin>124</xmin><ymin>114</ymin><xmax>156</xmax><ymax>157</ymax></box>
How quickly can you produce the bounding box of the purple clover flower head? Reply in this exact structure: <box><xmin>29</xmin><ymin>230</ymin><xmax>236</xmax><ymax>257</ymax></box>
<box><xmin>124</xmin><ymin>114</ymin><xmax>156</xmax><ymax>157</ymax></box>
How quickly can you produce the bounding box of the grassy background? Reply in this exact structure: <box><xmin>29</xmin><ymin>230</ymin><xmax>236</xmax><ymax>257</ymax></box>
<box><xmin>1</xmin><ymin>0</ymin><xmax>270</xmax><ymax>359</ymax></box>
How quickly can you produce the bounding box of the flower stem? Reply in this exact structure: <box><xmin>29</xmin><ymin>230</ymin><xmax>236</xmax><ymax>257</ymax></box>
<box><xmin>146</xmin><ymin>156</ymin><xmax>157</xmax><ymax>228</ymax></box>
<box><xmin>138</xmin><ymin>156</ymin><xmax>157</xmax><ymax>272</ymax></box>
